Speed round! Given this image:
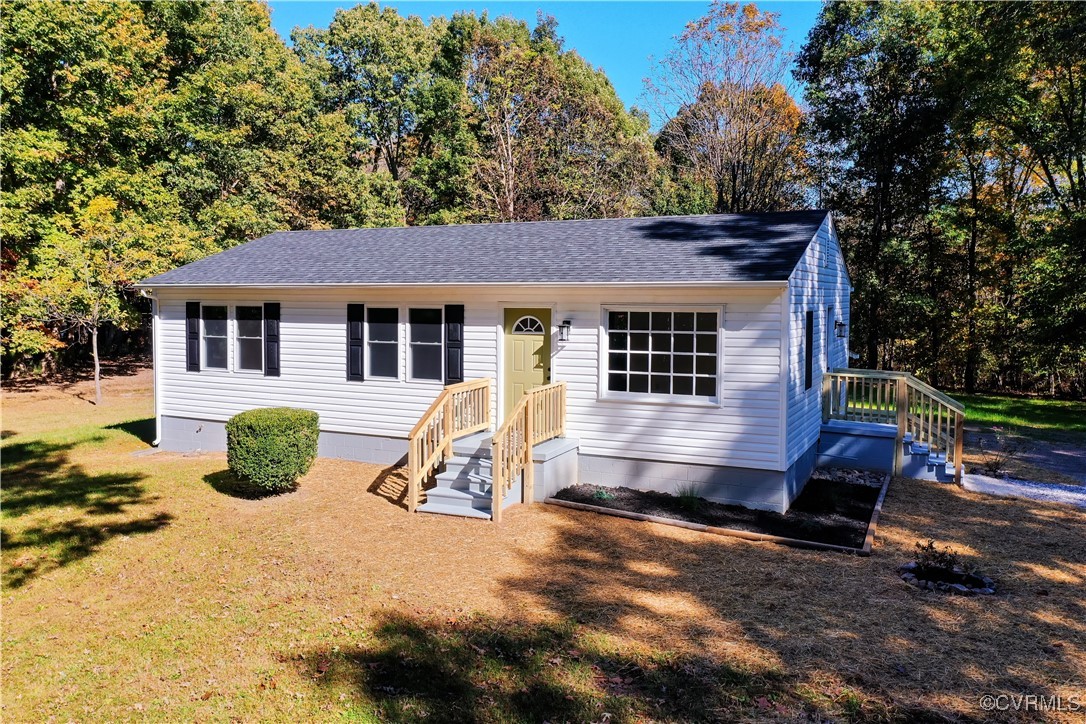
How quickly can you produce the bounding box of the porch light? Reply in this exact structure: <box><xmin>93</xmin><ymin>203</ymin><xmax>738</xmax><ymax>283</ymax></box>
<box><xmin>558</xmin><ymin>319</ymin><xmax>572</xmax><ymax>342</ymax></box>
<box><xmin>835</xmin><ymin>320</ymin><xmax>847</xmax><ymax>338</ymax></box>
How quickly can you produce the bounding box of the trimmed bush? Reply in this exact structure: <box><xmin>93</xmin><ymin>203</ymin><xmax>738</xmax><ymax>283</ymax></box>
<box><xmin>226</xmin><ymin>407</ymin><xmax>319</xmax><ymax>492</ymax></box>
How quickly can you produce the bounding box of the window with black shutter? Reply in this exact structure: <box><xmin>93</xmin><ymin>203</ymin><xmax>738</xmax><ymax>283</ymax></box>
<box><xmin>804</xmin><ymin>310</ymin><xmax>814</xmax><ymax>390</ymax></box>
<box><xmin>444</xmin><ymin>305</ymin><xmax>464</xmax><ymax>385</ymax></box>
<box><xmin>263</xmin><ymin>302</ymin><xmax>280</xmax><ymax>377</ymax></box>
<box><xmin>347</xmin><ymin>304</ymin><xmax>365</xmax><ymax>381</ymax></box>
<box><xmin>367</xmin><ymin>307</ymin><xmax>398</xmax><ymax>378</ymax></box>
<box><xmin>186</xmin><ymin>302</ymin><xmax>201</xmax><ymax>371</ymax></box>
<box><xmin>409</xmin><ymin>308</ymin><xmax>443</xmax><ymax>381</ymax></box>
<box><xmin>202</xmin><ymin>305</ymin><xmax>228</xmax><ymax>370</ymax></box>
<box><xmin>235</xmin><ymin>306</ymin><xmax>263</xmax><ymax>371</ymax></box>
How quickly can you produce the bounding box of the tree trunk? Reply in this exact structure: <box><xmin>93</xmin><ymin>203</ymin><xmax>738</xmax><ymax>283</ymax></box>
<box><xmin>964</xmin><ymin>160</ymin><xmax>980</xmax><ymax>394</ymax></box>
<box><xmin>92</xmin><ymin>326</ymin><xmax>102</xmax><ymax>405</ymax></box>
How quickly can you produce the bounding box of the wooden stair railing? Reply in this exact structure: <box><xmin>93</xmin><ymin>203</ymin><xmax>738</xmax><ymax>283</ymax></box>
<box><xmin>491</xmin><ymin>381</ymin><xmax>566</xmax><ymax>523</ymax></box>
<box><xmin>823</xmin><ymin>369</ymin><xmax>966</xmax><ymax>483</ymax></box>
<box><xmin>406</xmin><ymin>378</ymin><xmax>492</xmax><ymax>512</ymax></box>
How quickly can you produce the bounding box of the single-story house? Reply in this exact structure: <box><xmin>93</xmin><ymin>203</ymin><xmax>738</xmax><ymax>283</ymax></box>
<box><xmin>138</xmin><ymin>210</ymin><xmax>854</xmax><ymax>517</ymax></box>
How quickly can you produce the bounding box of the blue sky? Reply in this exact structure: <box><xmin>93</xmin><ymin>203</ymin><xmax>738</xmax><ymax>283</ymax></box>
<box><xmin>267</xmin><ymin>1</ymin><xmax>823</xmax><ymax>113</ymax></box>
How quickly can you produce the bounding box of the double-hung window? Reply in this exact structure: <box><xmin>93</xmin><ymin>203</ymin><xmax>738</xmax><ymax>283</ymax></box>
<box><xmin>409</xmin><ymin>308</ymin><xmax>443</xmax><ymax>381</ymax></box>
<box><xmin>199</xmin><ymin>304</ymin><xmax>265</xmax><ymax>372</ymax></box>
<box><xmin>235</xmin><ymin>306</ymin><xmax>264</xmax><ymax>371</ymax></box>
<box><xmin>202</xmin><ymin>305</ymin><xmax>228</xmax><ymax>369</ymax></box>
<box><xmin>368</xmin><ymin>308</ymin><xmax>399</xmax><ymax>378</ymax></box>
<box><xmin>605</xmin><ymin>309</ymin><xmax>719</xmax><ymax>400</ymax></box>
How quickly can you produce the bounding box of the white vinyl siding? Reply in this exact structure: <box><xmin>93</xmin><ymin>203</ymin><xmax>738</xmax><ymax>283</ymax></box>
<box><xmin>784</xmin><ymin>215</ymin><xmax>851</xmax><ymax>465</ymax></box>
<box><xmin>154</xmin><ymin>284</ymin><xmax>788</xmax><ymax>471</ymax></box>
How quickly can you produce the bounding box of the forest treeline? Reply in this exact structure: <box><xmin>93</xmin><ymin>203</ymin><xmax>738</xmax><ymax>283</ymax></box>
<box><xmin>2</xmin><ymin>1</ymin><xmax>1084</xmax><ymax>396</ymax></box>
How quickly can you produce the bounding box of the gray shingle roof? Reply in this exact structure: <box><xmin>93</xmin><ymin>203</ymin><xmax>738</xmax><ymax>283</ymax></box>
<box><xmin>139</xmin><ymin>210</ymin><xmax>829</xmax><ymax>286</ymax></box>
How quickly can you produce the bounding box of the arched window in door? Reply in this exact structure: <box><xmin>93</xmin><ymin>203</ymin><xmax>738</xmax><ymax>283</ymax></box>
<box><xmin>512</xmin><ymin>315</ymin><xmax>545</xmax><ymax>334</ymax></box>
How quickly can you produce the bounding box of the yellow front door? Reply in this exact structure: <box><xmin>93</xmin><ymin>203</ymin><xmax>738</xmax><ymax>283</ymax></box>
<box><xmin>503</xmin><ymin>308</ymin><xmax>551</xmax><ymax>417</ymax></box>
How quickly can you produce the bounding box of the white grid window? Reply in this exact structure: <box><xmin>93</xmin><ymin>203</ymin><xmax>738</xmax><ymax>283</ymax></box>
<box><xmin>606</xmin><ymin>310</ymin><xmax>718</xmax><ymax>398</ymax></box>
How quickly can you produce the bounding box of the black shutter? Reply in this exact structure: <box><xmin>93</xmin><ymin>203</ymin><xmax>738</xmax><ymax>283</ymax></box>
<box><xmin>264</xmin><ymin>302</ymin><xmax>280</xmax><ymax>377</ymax></box>
<box><xmin>445</xmin><ymin>304</ymin><xmax>464</xmax><ymax>385</ymax></box>
<box><xmin>186</xmin><ymin>302</ymin><xmax>200</xmax><ymax>372</ymax></box>
<box><xmin>804</xmin><ymin>310</ymin><xmax>814</xmax><ymax>390</ymax></box>
<box><xmin>347</xmin><ymin>304</ymin><xmax>365</xmax><ymax>381</ymax></box>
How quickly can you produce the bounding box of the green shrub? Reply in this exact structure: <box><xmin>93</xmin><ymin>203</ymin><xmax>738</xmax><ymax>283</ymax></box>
<box><xmin>675</xmin><ymin>482</ymin><xmax>704</xmax><ymax>512</ymax></box>
<box><xmin>226</xmin><ymin>407</ymin><xmax>319</xmax><ymax>492</ymax></box>
<box><xmin>913</xmin><ymin>539</ymin><xmax>961</xmax><ymax>575</ymax></box>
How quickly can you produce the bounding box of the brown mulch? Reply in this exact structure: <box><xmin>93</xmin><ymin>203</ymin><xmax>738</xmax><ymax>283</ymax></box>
<box><xmin>554</xmin><ymin>475</ymin><xmax>882</xmax><ymax>549</ymax></box>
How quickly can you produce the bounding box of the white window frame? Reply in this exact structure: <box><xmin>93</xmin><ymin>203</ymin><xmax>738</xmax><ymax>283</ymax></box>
<box><xmin>233</xmin><ymin>304</ymin><xmax>264</xmax><ymax>374</ymax></box>
<box><xmin>365</xmin><ymin>306</ymin><xmax>401</xmax><ymax>380</ymax></box>
<box><xmin>407</xmin><ymin>306</ymin><xmax>444</xmax><ymax>383</ymax></box>
<box><xmin>200</xmin><ymin>303</ymin><xmax>230</xmax><ymax>372</ymax></box>
<box><xmin>199</xmin><ymin>302</ymin><xmax>265</xmax><ymax>374</ymax></box>
<box><xmin>598</xmin><ymin>304</ymin><xmax>724</xmax><ymax>407</ymax></box>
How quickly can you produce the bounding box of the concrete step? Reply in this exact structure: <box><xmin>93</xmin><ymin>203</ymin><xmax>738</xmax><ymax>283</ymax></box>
<box><xmin>902</xmin><ymin>443</ymin><xmax>930</xmax><ymax>478</ymax></box>
<box><xmin>416</xmin><ymin>501</ymin><xmax>491</xmax><ymax>519</ymax></box>
<box><xmin>421</xmin><ymin>483</ymin><xmax>493</xmax><ymax>514</ymax></box>
<box><xmin>452</xmin><ymin>432</ymin><xmax>493</xmax><ymax>459</ymax></box>
<box><xmin>434</xmin><ymin>469</ymin><xmax>492</xmax><ymax>495</ymax></box>
<box><xmin>909</xmin><ymin>442</ymin><xmax>930</xmax><ymax>456</ymax></box>
<box><xmin>443</xmin><ymin>456</ymin><xmax>493</xmax><ymax>479</ymax></box>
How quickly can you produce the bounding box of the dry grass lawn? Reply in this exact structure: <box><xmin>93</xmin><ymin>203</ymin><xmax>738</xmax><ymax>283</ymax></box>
<box><xmin>3</xmin><ymin>369</ymin><xmax>1085</xmax><ymax>722</ymax></box>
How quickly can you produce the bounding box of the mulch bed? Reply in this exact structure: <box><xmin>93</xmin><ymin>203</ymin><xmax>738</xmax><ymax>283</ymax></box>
<box><xmin>553</xmin><ymin>472</ymin><xmax>884</xmax><ymax>549</ymax></box>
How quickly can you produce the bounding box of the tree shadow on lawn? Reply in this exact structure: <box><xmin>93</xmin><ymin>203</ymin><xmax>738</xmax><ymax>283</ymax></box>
<box><xmin>297</xmin><ymin>611</ymin><xmax>793</xmax><ymax>723</ymax></box>
<box><xmin>2</xmin><ymin>438</ymin><xmax>172</xmax><ymax>588</ymax></box>
<box><xmin>105</xmin><ymin>417</ymin><xmax>156</xmax><ymax>446</ymax></box>
<box><xmin>490</xmin><ymin>478</ymin><xmax>1086</xmax><ymax>720</ymax></box>
<box><xmin>1</xmin><ymin>355</ymin><xmax>148</xmax><ymax>395</ymax></box>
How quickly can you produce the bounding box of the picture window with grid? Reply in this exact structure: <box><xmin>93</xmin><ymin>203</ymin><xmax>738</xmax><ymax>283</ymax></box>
<box><xmin>606</xmin><ymin>310</ymin><xmax>718</xmax><ymax>398</ymax></box>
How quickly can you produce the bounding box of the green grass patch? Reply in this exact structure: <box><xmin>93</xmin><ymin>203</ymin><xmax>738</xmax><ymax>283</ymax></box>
<box><xmin>957</xmin><ymin>393</ymin><xmax>1086</xmax><ymax>440</ymax></box>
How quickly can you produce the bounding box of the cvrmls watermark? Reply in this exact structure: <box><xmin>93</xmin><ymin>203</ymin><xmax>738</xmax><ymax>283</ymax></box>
<box><xmin>979</xmin><ymin>694</ymin><xmax>1082</xmax><ymax>713</ymax></box>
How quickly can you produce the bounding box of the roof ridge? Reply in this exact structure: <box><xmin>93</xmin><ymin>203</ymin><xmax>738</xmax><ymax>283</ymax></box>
<box><xmin>264</xmin><ymin>209</ymin><xmax>828</xmax><ymax>235</ymax></box>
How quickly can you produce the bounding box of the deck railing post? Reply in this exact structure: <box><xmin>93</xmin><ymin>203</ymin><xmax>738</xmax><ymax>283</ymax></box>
<box><xmin>407</xmin><ymin>439</ymin><xmax>418</xmax><ymax>513</ymax></box>
<box><xmin>524</xmin><ymin>391</ymin><xmax>535</xmax><ymax>506</ymax></box>
<box><xmin>560</xmin><ymin>382</ymin><xmax>566</xmax><ymax>436</ymax></box>
<box><xmin>894</xmin><ymin>376</ymin><xmax>908</xmax><ymax>476</ymax></box>
<box><xmin>954</xmin><ymin>411</ymin><xmax>965</xmax><ymax>485</ymax></box>
<box><xmin>442</xmin><ymin>395</ymin><xmax>454</xmax><ymax>460</ymax></box>
<box><xmin>492</xmin><ymin>436</ymin><xmax>503</xmax><ymax>524</ymax></box>
<box><xmin>821</xmin><ymin>373</ymin><xmax>832</xmax><ymax>423</ymax></box>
